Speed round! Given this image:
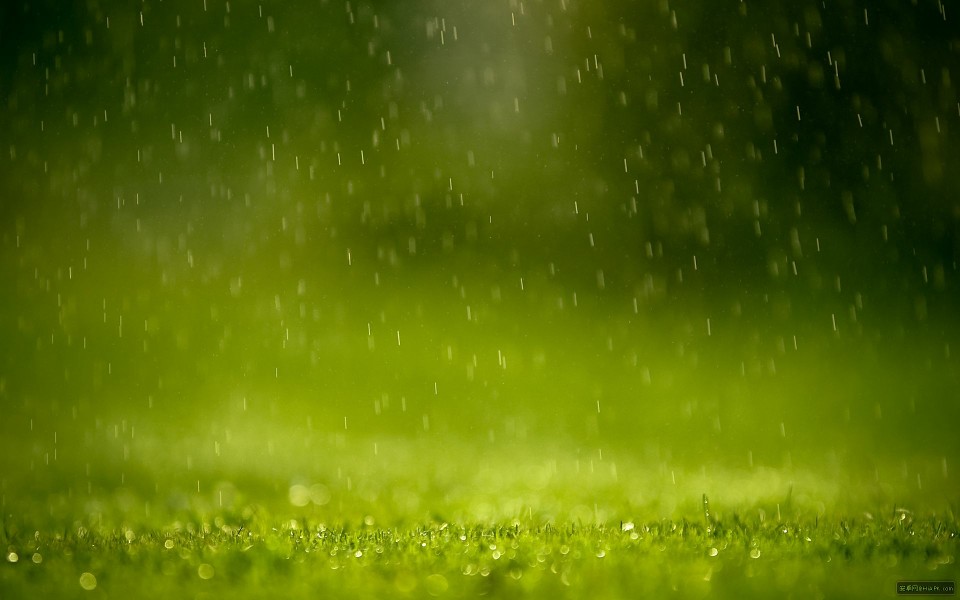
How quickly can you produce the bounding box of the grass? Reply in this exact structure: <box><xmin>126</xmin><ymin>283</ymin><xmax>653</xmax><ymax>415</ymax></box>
<box><xmin>1</xmin><ymin>502</ymin><xmax>957</xmax><ymax>599</ymax></box>
<box><xmin>1</xmin><ymin>431</ymin><xmax>957</xmax><ymax>599</ymax></box>
<box><xmin>1</xmin><ymin>298</ymin><xmax>957</xmax><ymax>599</ymax></box>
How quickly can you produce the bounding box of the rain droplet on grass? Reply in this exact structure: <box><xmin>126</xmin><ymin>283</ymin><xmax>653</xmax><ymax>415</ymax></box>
<box><xmin>197</xmin><ymin>563</ymin><xmax>215</xmax><ymax>579</ymax></box>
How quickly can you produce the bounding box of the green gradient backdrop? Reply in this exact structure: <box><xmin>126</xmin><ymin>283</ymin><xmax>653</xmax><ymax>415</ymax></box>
<box><xmin>0</xmin><ymin>0</ymin><xmax>958</xmax><ymax>524</ymax></box>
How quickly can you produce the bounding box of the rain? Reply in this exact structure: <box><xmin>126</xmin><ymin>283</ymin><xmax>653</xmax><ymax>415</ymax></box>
<box><xmin>0</xmin><ymin>0</ymin><xmax>957</xmax><ymax>596</ymax></box>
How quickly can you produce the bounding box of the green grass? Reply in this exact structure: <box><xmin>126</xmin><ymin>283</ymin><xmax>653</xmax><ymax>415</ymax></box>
<box><xmin>1</xmin><ymin>432</ymin><xmax>957</xmax><ymax>599</ymax></box>
<box><xmin>4</xmin><ymin>278</ymin><xmax>957</xmax><ymax>599</ymax></box>
<box><xmin>2</xmin><ymin>501</ymin><xmax>957</xmax><ymax>599</ymax></box>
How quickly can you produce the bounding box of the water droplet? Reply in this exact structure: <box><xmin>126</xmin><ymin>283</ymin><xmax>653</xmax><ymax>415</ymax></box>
<box><xmin>197</xmin><ymin>563</ymin><xmax>215</xmax><ymax>579</ymax></box>
<box><xmin>289</xmin><ymin>484</ymin><xmax>310</xmax><ymax>507</ymax></box>
<box><xmin>79</xmin><ymin>572</ymin><xmax>97</xmax><ymax>590</ymax></box>
<box><xmin>310</xmin><ymin>484</ymin><xmax>331</xmax><ymax>506</ymax></box>
<box><xmin>425</xmin><ymin>573</ymin><xmax>448</xmax><ymax>596</ymax></box>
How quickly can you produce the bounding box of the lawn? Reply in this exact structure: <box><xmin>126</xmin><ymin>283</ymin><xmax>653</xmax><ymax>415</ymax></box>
<box><xmin>2</xmin><ymin>511</ymin><xmax>955</xmax><ymax>599</ymax></box>
<box><xmin>2</xmin><ymin>431</ymin><xmax>957</xmax><ymax>599</ymax></box>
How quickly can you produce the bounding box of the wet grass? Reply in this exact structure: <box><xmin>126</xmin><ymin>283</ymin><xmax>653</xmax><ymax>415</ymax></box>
<box><xmin>1</xmin><ymin>503</ymin><xmax>957</xmax><ymax>599</ymax></box>
<box><xmin>2</xmin><ymin>433</ymin><xmax>958</xmax><ymax>600</ymax></box>
<box><xmin>0</xmin><ymin>318</ymin><xmax>956</xmax><ymax>599</ymax></box>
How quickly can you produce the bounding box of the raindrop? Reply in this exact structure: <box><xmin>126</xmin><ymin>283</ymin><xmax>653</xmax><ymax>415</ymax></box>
<box><xmin>425</xmin><ymin>573</ymin><xmax>448</xmax><ymax>596</ymax></box>
<box><xmin>79</xmin><ymin>572</ymin><xmax>97</xmax><ymax>590</ymax></box>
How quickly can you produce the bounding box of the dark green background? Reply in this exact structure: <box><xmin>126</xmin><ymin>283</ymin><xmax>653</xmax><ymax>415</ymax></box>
<box><xmin>1</xmin><ymin>0</ymin><xmax>958</xmax><ymax>523</ymax></box>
